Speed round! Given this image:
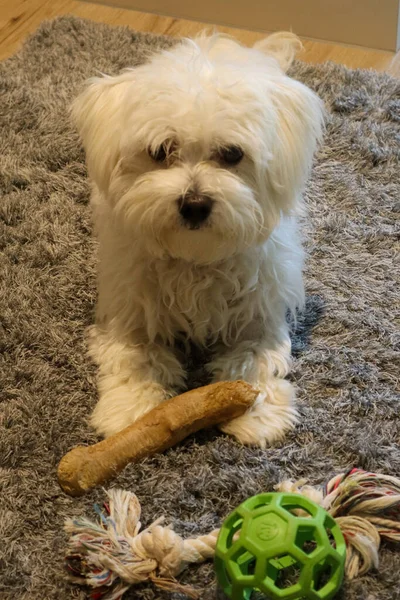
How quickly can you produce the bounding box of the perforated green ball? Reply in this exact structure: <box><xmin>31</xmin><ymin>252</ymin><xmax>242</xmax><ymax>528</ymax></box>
<box><xmin>214</xmin><ymin>492</ymin><xmax>346</xmax><ymax>600</ymax></box>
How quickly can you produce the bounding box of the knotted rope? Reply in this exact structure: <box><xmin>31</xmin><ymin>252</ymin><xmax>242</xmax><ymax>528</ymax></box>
<box><xmin>276</xmin><ymin>468</ymin><xmax>400</xmax><ymax>579</ymax></box>
<box><xmin>65</xmin><ymin>489</ymin><xmax>218</xmax><ymax>599</ymax></box>
<box><xmin>65</xmin><ymin>469</ymin><xmax>400</xmax><ymax>599</ymax></box>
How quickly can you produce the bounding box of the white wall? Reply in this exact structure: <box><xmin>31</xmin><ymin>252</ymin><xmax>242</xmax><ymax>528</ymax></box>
<box><xmin>87</xmin><ymin>0</ymin><xmax>400</xmax><ymax>51</ymax></box>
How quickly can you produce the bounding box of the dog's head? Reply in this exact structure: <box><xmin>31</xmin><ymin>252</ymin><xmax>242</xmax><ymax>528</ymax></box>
<box><xmin>72</xmin><ymin>32</ymin><xmax>324</xmax><ymax>263</ymax></box>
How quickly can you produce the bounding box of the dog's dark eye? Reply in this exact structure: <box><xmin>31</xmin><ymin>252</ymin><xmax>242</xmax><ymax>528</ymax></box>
<box><xmin>219</xmin><ymin>146</ymin><xmax>244</xmax><ymax>166</ymax></box>
<box><xmin>148</xmin><ymin>144</ymin><xmax>167</xmax><ymax>162</ymax></box>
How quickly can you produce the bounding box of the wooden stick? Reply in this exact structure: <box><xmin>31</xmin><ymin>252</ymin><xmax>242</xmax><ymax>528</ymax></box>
<box><xmin>57</xmin><ymin>381</ymin><xmax>258</xmax><ymax>497</ymax></box>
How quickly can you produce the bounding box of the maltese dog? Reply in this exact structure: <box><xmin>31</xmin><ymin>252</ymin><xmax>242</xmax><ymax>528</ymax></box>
<box><xmin>72</xmin><ymin>31</ymin><xmax>324</xmax><ymax>446</ymax></box>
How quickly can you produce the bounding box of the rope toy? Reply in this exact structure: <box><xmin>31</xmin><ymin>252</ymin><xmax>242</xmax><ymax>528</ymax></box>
<box><xmin>279</xmin><ymin>469</ymin><xmax>400</xmax><ymax>579</ymax></box>
<box><xmin>64</xmin><ymin>469</ymin><xmax>400</xmax><ymax>599</ymax></box>
<box><xmin>65</xmin><ymin>489</ymin><xmax>218</xmax><ymax>599</ymax></box>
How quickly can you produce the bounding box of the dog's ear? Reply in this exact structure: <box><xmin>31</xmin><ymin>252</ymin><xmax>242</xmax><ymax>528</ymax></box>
<box><xmin>254</xmin><ymin>32</ymin><xmax>302</xmax><ymax>72</ymax></box>
<box><xmin>266</xmin><ymin>78</ymin><xmax>325</xmax><ymax>213</ymax></box>
<box><xmin>71</xmin><ymin>72</ymin><xmax>134</xmax><ymax>192</ymax></box>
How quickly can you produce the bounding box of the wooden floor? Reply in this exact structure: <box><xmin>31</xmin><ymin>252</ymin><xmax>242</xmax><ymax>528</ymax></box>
<box><xmin>0</xmin><ymin>0</ymin><xmax>400</xmax><ymax>75</ymax></box>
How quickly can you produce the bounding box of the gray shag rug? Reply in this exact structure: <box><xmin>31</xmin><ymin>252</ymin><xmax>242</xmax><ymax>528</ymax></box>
<box><xmin>0</xmin><ymin>16</ymin><xmax>399</xmax><ymax>600</ymax></box>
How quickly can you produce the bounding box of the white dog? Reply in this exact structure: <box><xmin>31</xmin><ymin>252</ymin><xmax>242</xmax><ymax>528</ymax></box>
<box><xmin>72</xmin><ymin>31</ymin><xmax>324</xmax><ymax>447</ymax></box>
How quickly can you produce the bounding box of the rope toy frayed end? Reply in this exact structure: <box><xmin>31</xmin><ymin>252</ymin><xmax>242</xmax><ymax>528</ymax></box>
<box><xmin>64</xmin><ymin>488</ymin><xmax>217</xmax><ymax>599</ymax></box>
<box><xmin>276</xmin><ymin>468</ymin><xmax>400</xmax><ymax>579</ymax></box>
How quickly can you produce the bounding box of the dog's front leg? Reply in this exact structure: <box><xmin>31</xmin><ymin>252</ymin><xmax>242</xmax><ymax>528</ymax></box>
<box><xmin>207</xmin><ymin>334</ymin><xmax>298</xmax><ymax>447</ymax></box>
<box><xmin>88</xmin><ymin>326</ymin><xmax>185</xmax><ymax>437</ymax></box>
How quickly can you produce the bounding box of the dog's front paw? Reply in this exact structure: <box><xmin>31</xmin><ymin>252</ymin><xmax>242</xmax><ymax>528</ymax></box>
<box><xmin>91</xmin><ymin>381</ymin><xmax>171</xmax><ymax>438</ymax></box>
<box><xmin>219</xmin><ymin>379</ymin><xmax>298</xmax><ymax>447</ymax></box>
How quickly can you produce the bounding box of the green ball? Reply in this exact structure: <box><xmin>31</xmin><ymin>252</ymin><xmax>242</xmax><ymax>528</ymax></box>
<box><xmin>214</xmin><ymin>492</ymin><xmax>346</xmax><ymax>600</ymax></box>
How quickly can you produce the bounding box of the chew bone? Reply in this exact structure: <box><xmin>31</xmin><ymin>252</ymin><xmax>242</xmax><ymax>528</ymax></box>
<box><xmin>57</xmin><ymin>380</ymin><xmax>258</xmax><ymax>496</ymax></box>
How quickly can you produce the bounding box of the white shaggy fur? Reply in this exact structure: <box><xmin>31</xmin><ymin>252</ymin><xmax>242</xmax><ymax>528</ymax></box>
<box><xmin>72</xmin><ymin>32</ymin><xmax>324</xmax><ymax>446</ymax></box>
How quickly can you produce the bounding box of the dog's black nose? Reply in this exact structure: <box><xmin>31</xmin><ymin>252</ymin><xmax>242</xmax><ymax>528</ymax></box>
<box><xmin>178</xmin><ymin>195</ymin><xmax>213</xmax><ymax>228</ymax></box>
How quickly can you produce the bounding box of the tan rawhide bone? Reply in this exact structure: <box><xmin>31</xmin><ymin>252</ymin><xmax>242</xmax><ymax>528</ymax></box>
<box><xmin>57</xmin><ymin>381</ymin><xmax>258</xmax><ymax>497</ymax></box>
